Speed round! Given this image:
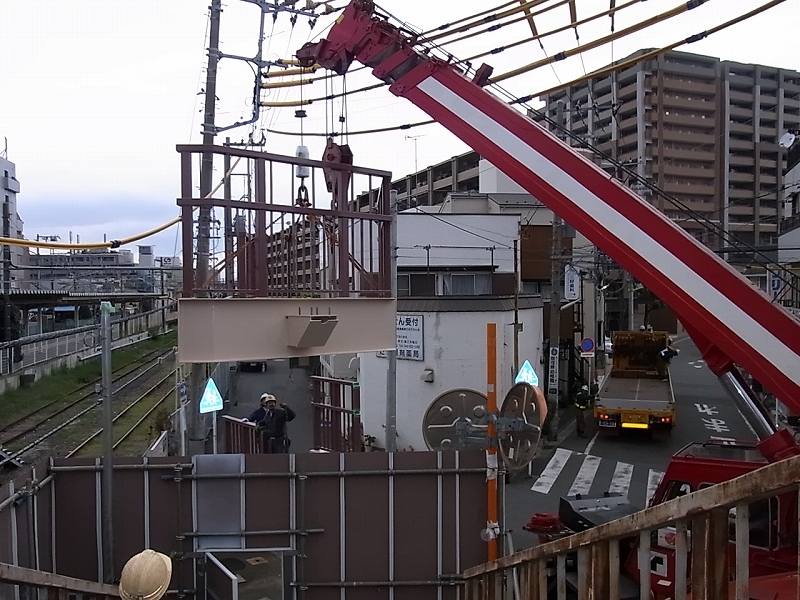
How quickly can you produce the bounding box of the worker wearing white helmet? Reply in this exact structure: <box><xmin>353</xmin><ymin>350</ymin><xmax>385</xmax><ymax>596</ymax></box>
<box><xmin>118</xmin><ymin>549</ymin><xmax>172</xmax><ymax>600</ymax></box>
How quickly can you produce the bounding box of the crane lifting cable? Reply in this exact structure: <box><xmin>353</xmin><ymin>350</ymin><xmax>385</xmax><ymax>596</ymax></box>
<box><xmin>262</xmin><ymin>0</ymin><xmax>642</xmax><ymax>103</ymax></box>
<box><xmin>416</xmin><ymin>0</ymin><xmax>526</xmax><ymax>38</ymax></box>
<box><xmin>418</xmin><ymin>0</ymin><xmax>557</xmax><ymax>45</ymax></box>
<box><xmin>260</xmin><ymin>81</ymin><xmax>386</xmax><ymax>107</ymax></box>
<box><xmin>265</xmin><ymin>0</ymin><xmax>783</xmax><ymax>138</ymax></box>
<box><xmin>457</xmin><ymin>0</ymin><xmax>641</xmax><ymax>64</ymax></box>
<box><xmin>490</xmin><ymin>0</ymin><xmax>712</xmax><ymax>83</ymax></box>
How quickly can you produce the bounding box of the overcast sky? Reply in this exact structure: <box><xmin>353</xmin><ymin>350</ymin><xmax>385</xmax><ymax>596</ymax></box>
<box><xmin>1</xmin><ymin>0</ymin><xmax>798</xmax><ymax>261</ymax></box>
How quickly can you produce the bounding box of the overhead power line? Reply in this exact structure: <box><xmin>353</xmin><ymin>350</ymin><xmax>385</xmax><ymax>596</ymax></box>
<box><xmin>264</xmin><ymin>0</ymin><xmax>785</xmax><ymax>138</ymax></box>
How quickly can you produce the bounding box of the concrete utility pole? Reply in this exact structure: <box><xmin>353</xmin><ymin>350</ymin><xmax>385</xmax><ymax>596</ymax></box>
<box><xmin>187</xmin><ymin>0</ymin><xmax>222</xmax><ymax>454</ymax></box>
<box><xmin>100</xmin><ymin>301</ymin><xmax>115</xmax><ymax>583</ymax></box>
<box><xmin>546</xmin><ymin>100</ymin><xmax>567</xmax><ymax>443</ymax></box>
<box><xmin>546</xmin><ymin>217</ymin><xmax>562</xmax><ymax>443</ymax></box>
<box><xmin>513</xmin><ymin>238</ymin><xmax>519</xmax><ymax>374</ymax></box>
<box><xmin>385</xmin><ymin>190</ymin><xmax>398</xmax><ymax>452</ymax></box>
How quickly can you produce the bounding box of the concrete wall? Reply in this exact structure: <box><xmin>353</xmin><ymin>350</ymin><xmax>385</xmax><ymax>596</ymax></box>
<box><xmin>358</xmin><ymin>306</ymin><xmax>544</xmax><ymax>450</ymax></box>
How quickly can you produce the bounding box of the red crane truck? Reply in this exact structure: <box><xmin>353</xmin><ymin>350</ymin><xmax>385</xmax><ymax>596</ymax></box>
<box><xmin>297</xmin><ymin>2</ymin><xmax>800</xmax><ymax>596</ymax></box>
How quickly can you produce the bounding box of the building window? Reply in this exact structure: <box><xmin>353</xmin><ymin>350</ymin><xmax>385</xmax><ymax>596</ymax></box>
<box><xmin>397</xmin><ymin>273</ymin><xmax>436</xmax><ymax>297</ymax></box>
<box><xmin>443</xmin><ymin>273</ymin><xmax>492</xmax><ymax>296</ymax></box>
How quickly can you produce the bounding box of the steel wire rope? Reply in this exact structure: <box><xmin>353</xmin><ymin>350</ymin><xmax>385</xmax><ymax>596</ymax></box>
<box><xmin>415</xmin><ymin>0</ymin><xmax>533</xmax><ymax>38</ymax></box>
<box><xmin>490</xmin><ymin>0</ymin><xmax>711</xmax><ymax>84</ymax></box>
<box><xmin>454</xmin><ymin>0</ymin><xmax>641</xmax><ymax>65</ymax></box>
<box><xmin>261</xmin><ymin>0</ymin><xmax>786</xmax><ymax>146</ymax></box>
<box><xmin>484</xmin><ymin>1</ymin><xmax>798</xmax><ymax>292</ymax></box>
<box><xmin>394</xmin><ymin>0</ymin><xmax>799</xmax><ymax>293</ymax></box>
<box><xmin>260</xmin><ymin>0</ymin><xmax>640</xmax><ymax>106</ymax></box>
<box><xmin>417</xmin><ymin>0</ymin><xmax>564</xmax><ymax>45</ymax></box>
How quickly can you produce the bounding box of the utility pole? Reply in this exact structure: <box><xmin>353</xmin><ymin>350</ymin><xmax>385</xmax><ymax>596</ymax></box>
<box><xmin>187</xmin><ymin>0</ymin><xmax>222</xmax><ymax>454</ymax></box>
<box><xmin>546</xmin><ymin>101</ymin><xmax>567</xmax><ymax>443</ymax></box>
<box><xmin>546</xmin><ymin>216</ymin><xmax>562</xmax><ymax>443</ymax></box>
<box><xmin>385</xmin><ymin>190</ymin><xmax>398</xmax><ymax>452</ymax></box>
<box><xmin>627</xmin><ymin>271</ymin><xmax>635</xmax><ymax>330</ymax></box>
<box><xmin>100</xmin><ymin>301</ymin><xmax>115</xmax><ymax>583</ymax></box>
<box><xmin>513</xmin><ymin>239</ymin><xmax>519</xmax><ymax>374</ymax></box>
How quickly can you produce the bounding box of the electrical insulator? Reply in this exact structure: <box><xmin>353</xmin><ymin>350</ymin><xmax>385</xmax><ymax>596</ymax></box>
<box><xmin>296</xmin><ymin>145</ymin><xmax>310</xmax><ymax>179</ymax></box>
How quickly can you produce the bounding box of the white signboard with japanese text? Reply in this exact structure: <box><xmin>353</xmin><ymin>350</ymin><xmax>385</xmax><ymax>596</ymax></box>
<box><xmin>564</xmin><ymin>265</ymin><xmax>580</xmax><ymax>301</ymax></box>
<box><xmin>377</xmin><ymin>314</ymin><xmax>425</xmax><ymax>361</ymax></box>
<box><xmin>396</xmin><ymin>314</ymin><xmax>424</xmax><ymax>361</ymax></box>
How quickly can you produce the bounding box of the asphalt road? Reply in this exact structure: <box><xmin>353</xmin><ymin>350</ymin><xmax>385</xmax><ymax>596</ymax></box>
<box><xmin>503</xmin><ymin>335</ymin><xmax>758</xmax><ymax>551</ymax></box>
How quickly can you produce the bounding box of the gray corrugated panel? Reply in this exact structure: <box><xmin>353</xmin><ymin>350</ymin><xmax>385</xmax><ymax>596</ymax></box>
<box><xmin>398</xmin><ymin>295</ymin><xmax>543</xmax><ymax>312</ymax></box>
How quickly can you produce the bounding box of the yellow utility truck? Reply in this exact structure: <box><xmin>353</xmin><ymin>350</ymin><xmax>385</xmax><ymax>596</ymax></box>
<box><xmin>593</xmin><ymin>330</ymin><xmax>676</xmax><ymax>438</ymax></box>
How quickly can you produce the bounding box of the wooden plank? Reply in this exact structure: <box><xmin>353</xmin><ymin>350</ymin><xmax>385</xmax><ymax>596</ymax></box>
<box><xmin>735</xmin><ymin>502</ymin><xmax>750</xmax><ymax>600</ymax></box>
<box><xmin>463</xmin><ymin>453</ymin><xmax>800</xmax><ymax>577</ymax></box>
<box><xmin>674</xmin><ymin>519</ymin><xmax>688</xmax><ymax>600</ymax></box>
<box><xmin>694</xmin><ymin>514</ymin><xmax>708</xmax><ymax>600</ymax></box>
<box><xmin>0</xmin><ymin>562</ymin><xmax>118</xmax><ymax>596</ymax></box>
<box><xmin>577</xmin><ymin>547</ymin><xmax>590</xmax><ymax>598</ymax></box>
<box><xmin>708</xmin><ymin>509</ymin><xmax>729</xmax><ymax>599</ymax></box>
<box><xmin>590</xmin><ymin>540</ymin><xmax>609</xmax><ymax>599</ymax></box>
<box><xmin>556</xmin><ymin>554</ymin><xmax>567</xmax><ymax>600</ymax></box>
<box><xmin>537</xmin><ymin>559</ymin><xmax>547</xmax><ymax>600</ymax></box>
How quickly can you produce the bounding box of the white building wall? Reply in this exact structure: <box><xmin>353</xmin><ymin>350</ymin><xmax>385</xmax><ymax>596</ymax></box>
<box><xmin>359</xmin><ymin>306</ymin><xmax>544</xmax><ymax>451</ymax></box>
<box><xmin>479</xmin><ymin>160</ymin><xmax>528</xmax><ymax>194</ymax></box>
<box><xmin>396</xmin><ymin>213</ymin><xmax>519</xmax><ymax>272</ymax></box>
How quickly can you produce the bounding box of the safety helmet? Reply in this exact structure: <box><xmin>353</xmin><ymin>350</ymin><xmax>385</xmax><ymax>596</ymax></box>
<box><xmin>260</xmin><ymin>393</ymin><xmax>277</xmax><ymax>403</ymax></box>
<box><xmin>119</xmin><ymin>549</ymin><xmax>172</xmax><ymax>600</ymax></box>
<box><xmin>581</xmin><ymin>385</ymin><xmax>589</xmax><ymax>392</ymax></box>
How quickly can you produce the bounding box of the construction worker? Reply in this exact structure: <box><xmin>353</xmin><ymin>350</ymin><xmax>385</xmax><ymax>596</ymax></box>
<box><xmin>119</xmin><ymin>549</ymin><xmax>172</xmax><ymax>600</ymax></box>
<box><xmin>574</xmin><ymin>384</ymin><xmax>592</xmax><ymax>437</ymax></box>
<box><xmin>656</xmin><ymin>338</ymin><xmax>680</xmax><ymax>380</ymax></box>
<box><xmin>250</xmin><ymin>393</ymin><xmax>296</xmax><ymax>453</ymax></box>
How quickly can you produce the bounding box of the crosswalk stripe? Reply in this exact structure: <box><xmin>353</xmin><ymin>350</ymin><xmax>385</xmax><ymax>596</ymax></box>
<box><xmin>609</xmin><ymin>461</ymin><xmax>634</xmax><ymax>496</ymax></box>
<box><xmin>531</xmin><ymin>448</ymin><xmax>571</xmax><ymax>494</ymax></box>
<box><xmin>567</xmin><ymin>455</ymin><xmax>601</xmax><ymax>497</ymax></box>
<box><xmin>647</xmin><ymin>469</ymin><xmax>665</xmax><ymax>506</ymax></box>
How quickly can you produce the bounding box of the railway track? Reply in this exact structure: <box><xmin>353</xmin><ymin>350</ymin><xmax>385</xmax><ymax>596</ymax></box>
<box><xmin>0</xmin><ymin>346</ymin><xmax>177</xmax><ymax>469</ymax></box>
<box><xmin>67</xmin><ymin>369</ymin><xmax>177</xmax><ymax>458</ymax></box>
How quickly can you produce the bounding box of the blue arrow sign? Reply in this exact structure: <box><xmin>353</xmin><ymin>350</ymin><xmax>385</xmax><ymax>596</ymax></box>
<box><xmin>199</xmin><ymin>378</ymin><xmax>224</xmax><ymax>414</ymax></box>
<box><xmin>515</xmin><ymin>360</ymin><xmax>540</xmax><ymax>386</ymax></box>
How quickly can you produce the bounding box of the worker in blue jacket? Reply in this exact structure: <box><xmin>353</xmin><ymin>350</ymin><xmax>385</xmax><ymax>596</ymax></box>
<box><xmin>247</xmin><ymin>393</ymin><xmax>296</xmax><ymax>453</ymax></box>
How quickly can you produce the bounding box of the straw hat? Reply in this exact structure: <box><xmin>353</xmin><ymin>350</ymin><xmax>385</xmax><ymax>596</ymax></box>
<box><xmin>119</xmin><ymin>549</ymin><xmax>172</xmax><ymax>600</ymax></box>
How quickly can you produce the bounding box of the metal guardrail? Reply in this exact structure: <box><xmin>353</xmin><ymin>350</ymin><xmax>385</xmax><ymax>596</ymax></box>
<box><xmin>0</xmin><ymin>304</ymin><xmax>174</xmax><ymax>375</ymax></box>
<box><xmin>462</xmin><ymin>453</ymin><xmax>800</xmax><ymax>599</ymax></box>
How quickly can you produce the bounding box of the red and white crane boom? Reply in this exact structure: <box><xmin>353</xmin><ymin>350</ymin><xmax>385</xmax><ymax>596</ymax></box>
<box><xmin>298</xmin><ymin>0</ymin><xmax>800</xmax><ymax>455</ymax></box>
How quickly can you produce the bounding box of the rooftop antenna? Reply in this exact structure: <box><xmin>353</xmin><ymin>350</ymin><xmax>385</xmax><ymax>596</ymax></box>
<box><xmin>1</xmin><ymin>137</ymin><xmax>7</xmax><ymax>159</ymax></box>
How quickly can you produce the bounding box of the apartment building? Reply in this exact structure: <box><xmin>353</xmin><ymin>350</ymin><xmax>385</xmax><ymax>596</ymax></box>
<box><xmin>536</xmin><ymin>49</ymin><xmax>800</xmax><ymax>262</ymax></box>
<box><xmin>1</xmin><ymin>155</ymin><xmax>27</xmax><ymax>289</ymax></box>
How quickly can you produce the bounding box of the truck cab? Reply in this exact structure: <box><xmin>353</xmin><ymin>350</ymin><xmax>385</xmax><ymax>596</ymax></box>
<box><xmin>624</xmin><ymin>440</ymin><xmax>798</xmax><ymax>596</ymax></box>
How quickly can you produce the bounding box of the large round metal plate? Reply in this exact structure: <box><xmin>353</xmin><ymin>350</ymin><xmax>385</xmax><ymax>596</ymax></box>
<box><xmin>499</xmin><ymin>383</ymin><xmax>548</xmax><ymax>472</ymax></box>
<box><xmin>422</xmin><ymin>388</ymin><xmax>488</xmax><ymax>451</ymax></box>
